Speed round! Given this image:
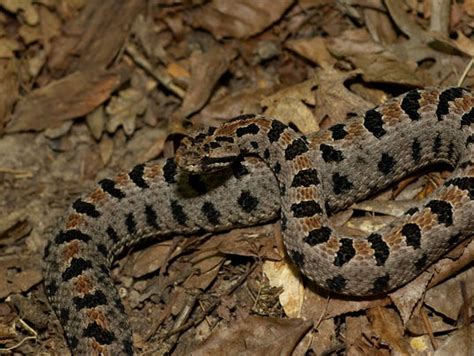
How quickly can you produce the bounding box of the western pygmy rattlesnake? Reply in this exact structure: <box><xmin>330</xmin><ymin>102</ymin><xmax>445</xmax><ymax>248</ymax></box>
<box><xmin>43</xmin><ymin>87</ymin><xmax>474</xmax><ymax>354</ymax></box>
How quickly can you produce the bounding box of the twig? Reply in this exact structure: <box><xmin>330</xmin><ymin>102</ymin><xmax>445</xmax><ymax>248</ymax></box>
<box><xmin>167</xmin><ymin>261</ymin><xmax>258</xmax><ymax>336</ymax></box>
<box><xmin>125</xmin><ymin>42</ymin><xmax>186</xmax><ymax>98</ymax></box>
<box><xmin>0</xmin><ymin>318</ymin><xmax>37</xmax><ymax>352</ymax></box>
<box><xmin>457</xmin><ymin>57</ymin><xmax>474</xmax><ymax>87</ymax></box>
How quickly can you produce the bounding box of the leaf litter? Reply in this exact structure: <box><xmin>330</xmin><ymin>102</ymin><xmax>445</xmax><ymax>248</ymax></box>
<box><xmin>0</xmin><ymin>0</ymin><xmax>472</xmax><ymax>354</ymax></box>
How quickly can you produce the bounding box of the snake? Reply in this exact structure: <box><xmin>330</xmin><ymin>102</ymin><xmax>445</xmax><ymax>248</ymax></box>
<box><xmin>43</xmin><ymin>87</ymin><xmax>474</xmax><ymax>355</ymax></box>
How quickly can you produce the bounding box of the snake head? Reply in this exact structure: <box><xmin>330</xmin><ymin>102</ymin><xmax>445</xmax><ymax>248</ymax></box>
<box><xmin>175</xmin><ymin>129</ymin><xmax>241</xmax><ymax>173</ymax></box>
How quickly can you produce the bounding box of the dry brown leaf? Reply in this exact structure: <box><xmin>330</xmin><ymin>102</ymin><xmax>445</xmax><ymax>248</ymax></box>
<box><xmin>0</xmin><ymin>210</ymin><xmax>30</xmax><ymax>246</ymax></box>
<box><xmin>385</xmin><ymin>0</ymin><xmax>429</xmax><ymax>42</ymax></box>
<box><xmin>313</xmin><ymin>68</ymin><xmax>372</xmax><ymax>125</ymax></box>
<box><xmin>26</xmin><ymin>48</ymin><xmax>47</xmax><ymax>79</ymax></box>
<box><xmin>38</xmin><ymin>5</ymin><xmax>62</xmax><ymax>50</ymax></box>
<box><xmin>0</xmin><ymin>0</ymin><xmax>38</xmax><ymax>26</ymax></box>
<box><xmin>426</xmin><ymin>239</ymin><xmax>474</xmax><ymax>291</ymax></box>
<box><xmin>367</xmin><ymin>306</ymin><xmax>411</xmax><ymax>354</ymax></box>
<box><xmin>262</xmin><ymin>77</ymin><xmax>318</xmax><ymax>134</ymax></box>
<box><xmin>0</xmin><ymin>59</ymin><xmax>19</xmax><ymax>131</ymax></box>
<box><xmin>363</xmin><ymin>6</ymin><xmax>397</xmax><ymax>45</ymax></box>
<box><xmin>345</xmin><ymin>315</ymin><xmax>374</xmax><ymax>353</ymax></box>
<box><xmin>185</xmin><ymin>255</ymin><xmax>224</xmax><ymax>290</ymax></box>
<box><xmin>301</xmin><ymin>286</ymin><xmax>390</xmax><ymax>321</ymax></box>
<box><xmin>196</xmin><ymin>225</ymin><xmax>280</xmax><ymax>261</ymax></box>
<box><xmin>196</xmin><ymin>88</ymin><xmax>269</xmax><ymax>127</ymax></box>
<box><xmin>6</xmin><ymin>68</ymin><xmax>128</xmax><ymax>132</ymax></box>
<box><xmin>434</xmin><ymin>325</ymin><xmax>473</xmax><ymax>355</ymax></box>
<box><xmin>285</xmin><ymin>37</ymin><xmax>336</xmax><ymax>69</ymax></box>
<box><xmin>130</xmin><ymin>14</ymin><xmax>167</xmax><ymax>61</ymax></box>
<box><xmin>130</xmin><ymin>241</ymin><xmax>173</xmax><ymax>278</ymax></box>
<box><xmin>48</xmin><ymin>0</ymin><xmax>146</xmax><ymax>72</ymax></box>
<box><xmin>424</xmin><ymin>267</ymin><xmax>474</xmax><ymax>321</ymax></box>
<box><xmin>106</xmin><ymin>87</ymin><xmax>148</xmax><ymax>135</ymax></box>
<box><xmin>298</xmin><ymin>0</ymin><xmax>332</xmax><ymax>8</ymax></box>
<box><xmin>166</xmin><ymin>62</ymin><xmax>191</xmax><ymax>82</ymax></box>
<box><xmin>0</xmin><ymin>257</ymin><xmax>42</xmax><ymax>299</ymax></box>
<box><xmin>98</xmin><ymin>135</ymin><xmax>113</xmax><ymax>165</ymax></box>
<box><xmin>86</xmin><ymin>105</ymin><xmax>105</xmax><ymax>140</ymax></box>
<box><xmin>174</xmin><ymin>45</ymin><xmax>237</xmax><ymax>121</ymax></box>
<box><xmin>304</xmin><ymin>318</ymin><xmax>337</xmax><ymax>355</ymax></box>
<box><xmin>0</xmin><ymin>37</ymin><xmax>20</xmax><ymax>58</ymax></box>
<box><xmin>451</xmin><ymin>30</ymin><xmax>474</xmax><ymax>57</ymax></box>
<box><xmin>351</xmin><ymin>52</ymin><xmax>426</xmax><ymax>86</ymax></box>
<box><xmin>137</xmin><ymin>131</ymin><xmax>168</xmax><ymax>163</ymax></box>
<box><xmin>389</xmin><ymin>271</ymin><xmax>432</xmax><ymax>325</ymax></box>
<box><xmin>18</xmin><ymin>24</ymin><xmax>41</xmax><ymax>44</ymax></box>
<box><xmin>191</xmin><ymin>0</ymin><xmax>293</xmax><ymax>39</ymax></box>
<box><xmin>191</xmin><ymin>315</ymin><xmax>312</xmax><ymax>356</ymax></box>
<box><xmin>464</xmin><ymin>0</ymin><xmax>474</xmax><ymax>16</ymax></box>
<box><xmin>326</xmin><ymin>28</ymin><xmax>385</xmax><ymax>58</ymax></box>
<box><xmin>406</xmin><ymin>306</ymin><xmax>455</xmax><ymax>335</ymax></box>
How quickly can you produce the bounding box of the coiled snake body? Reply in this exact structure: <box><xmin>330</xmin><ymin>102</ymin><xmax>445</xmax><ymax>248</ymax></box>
<box><xmin>43</xmin><ymin>87</ymin><xmax>474</xmax><ymax>354</ymax></box>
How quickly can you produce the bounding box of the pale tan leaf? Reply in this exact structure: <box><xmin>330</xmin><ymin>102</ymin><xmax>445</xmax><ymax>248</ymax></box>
<box><xmin>464</xmin><ymin>0</ymin><xmax>474</xmax><ymax>16</ymax></box>
<box><xmin>263</xmin><ymin>259</ymin><xmax>304</xmax><ymax>318</ymax></box>
<box><xmin>285</xmin><ymin>37</ymin><xmax>336</xmax><ymax>69</ymax></box>
<box><xmin>262</xmin><ymin>77</ymin><xmax>318</xmax><ymax>134</ymax></box>
<box><xmin>0</xmin><ymin>37</ymin><xmax>20</xmax><ymax>58</ymax></box>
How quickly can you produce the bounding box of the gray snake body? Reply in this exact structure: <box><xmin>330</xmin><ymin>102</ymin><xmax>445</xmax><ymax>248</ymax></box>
<box><xmin>43</xmin><ymin>87</ymin><xmax>474</xmax><ymax>354</ymax></box>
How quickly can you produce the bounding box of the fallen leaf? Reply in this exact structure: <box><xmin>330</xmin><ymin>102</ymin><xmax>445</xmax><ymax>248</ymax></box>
<box><xmin>363</xmin><ymin>6</ymin><xmax>397</xmax><ymax>45</ymax></box>
<box><xmin>424</xmin><ymin>267</ymin><xmax>474</xmax><ymax>321</ymax></box>
<box><xmin>185</xmin><ymin>255</ymin><xmax>224</xmax><ymax>290</ymax></box>
<box><xmin>191</xmin><ymin>0</ymin><xmax>293</xmax><ymax>39</ymax></box>
<box><xmin>6</xmin><ymin>68</ymin><xmax>128</xmax><ymax>132</ymax></box>
<box><xmin>262</xmin><ymin>77</ymin><xmax>319</xmax><ymax>134</ymax></box>
<box><xmin>263</xmin><ymin>259</ymin><xmax>304</xmax><ymax>318</ymax></box>
<box><xmin>313</xmin><ymin>67</ymin><xmax>373</xmax><ymax>125</ymax></box>
<box><xmin>48</xmin><ymin>0</ymin><xmax>146</xmax><ymax>72</ymax></box>
<box><xmin>173</xmin><ymin>45</ymin><xmax>237</xmax><ymax>121</ymax></box>
<box><xmin>131</xmin><ymin>241</ymin><xmax>174</xmax><ymax>278</ymax></box>
<box><xmin>285</xmin><ymin>37</ymin><xmax>336</xmax><ymax>69</ymax></box>
<box><xmin>191</xmin><ymin>315</ymin><xmax>312</xmax><ymax>355</ymax></box>
<box><xmin>464</xmin><ymin>0</ymin><xmax>474</xmax><ymax>16</ymax></box>
<box><xmin>434</xmin><ymin>324</ymin><xmax>473</xmax><ymax>355</ymax></box>
<box><xmin>367</xmin><ymin>306</ymin><xmax>411</xmax><ymax>354</ymax></box>
<box><xmin>0</xmin><ymin>257</ymin><xmax>42</xmax><ymax>299</ymax></box>
<box><xmin>0</xmin><ymin>59</ymin><xmax>19</xmax><ymax>131</ymax></box>
<box><xmin>0</xmin><ymin>0</ymin><xmax>38</xmax><ymax>26</ymax></box>
<box><xmin>106</xmin><ymin>87</ymin><xmax>148</xmax><ymax>135</ymax></box>
<box><xmin>326</xmin><ymin>28</ymin><xmax>385</xmax><ymax>58</ymax></box>
<box><xmin>351</xmin><ymin>52</ymin><xmax>426</xmax><ymax>86</ymax></box>
<box><xmin>196</xmin><ymin>87</ymin><xmax>269</xmax><ymax>127</ymax></box>
<box><xmin>0</xmin><ymin>37</ymin><xmax>20</xmax><ymax>58</ymax></box>
<box><xmin>390</xmin><ymin>271</ymin><xmax>432</xmax><ymax>324</ymax></box>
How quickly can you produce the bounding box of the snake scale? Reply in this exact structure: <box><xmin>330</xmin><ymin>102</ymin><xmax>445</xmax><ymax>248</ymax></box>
<box><xmin>43</xmin><ymin>87</ymin><xmax>474</xmax><ymax>354</ymax></box>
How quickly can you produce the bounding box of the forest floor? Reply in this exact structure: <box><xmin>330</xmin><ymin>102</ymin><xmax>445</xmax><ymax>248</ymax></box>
<box><xmin>0</xmin><ymin>0</ymin><xmax>472</xmax><ymax>355</ymax></box>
